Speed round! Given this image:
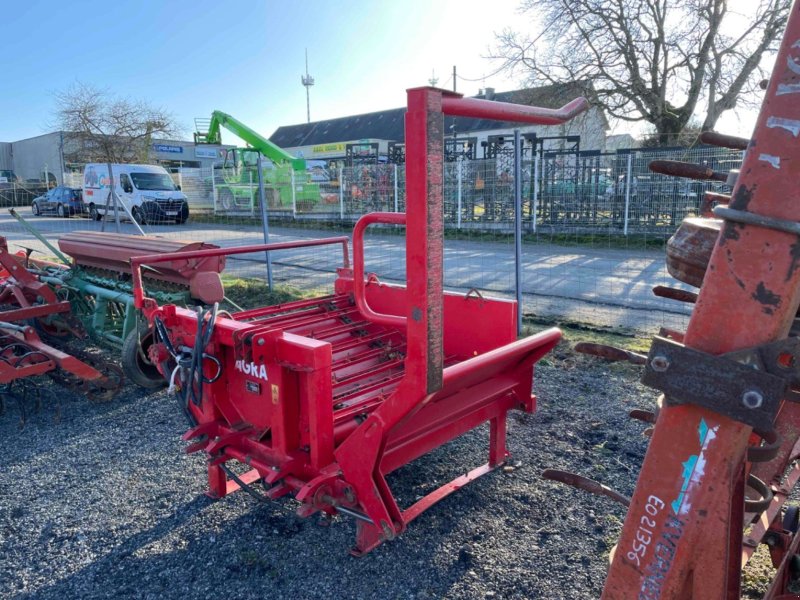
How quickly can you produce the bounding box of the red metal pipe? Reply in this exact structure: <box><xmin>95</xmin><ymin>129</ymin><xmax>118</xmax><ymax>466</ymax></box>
<box><xmin>132</xmin><ymin>237</ymin><xmax>350</xmax><ymax>308</ymax></box>
<box><xmin>352</xmin><ymin>212</ymin><xmax>407</xmax><ymax>329</ymax></box>
<box><xmin>441</xmin><ymin>96</ymin><xmax>589</xmax><ymax>125</ymax></box>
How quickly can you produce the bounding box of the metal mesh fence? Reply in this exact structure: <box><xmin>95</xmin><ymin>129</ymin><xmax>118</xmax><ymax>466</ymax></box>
<box><xmin>0</xmin><ymin>145</ymin><xmax>743</xmax><ymax>333</ymax></box>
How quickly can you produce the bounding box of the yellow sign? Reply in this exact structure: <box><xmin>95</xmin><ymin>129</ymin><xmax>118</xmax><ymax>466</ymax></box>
<box><xmin>311</xmin><ymin>142</ymin><xmax>347</xmax><ymax>154</ymax></box>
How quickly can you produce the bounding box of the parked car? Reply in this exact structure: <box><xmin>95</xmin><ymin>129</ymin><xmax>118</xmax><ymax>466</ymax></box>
<box><xmin>31</xmin><ymin>186</ymin><xmax>86</xmax><ymax>217</ymax></box>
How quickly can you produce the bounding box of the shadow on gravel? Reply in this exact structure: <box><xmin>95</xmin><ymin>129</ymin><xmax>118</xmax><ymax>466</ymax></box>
<box><xmin>8</xmin><ymin>495</ymin><xmax>212</xmax><ymax>600</ymax></box>
<box><xmin>9</xmin><ymin>493</ymin><xmax>473</xmax><ymax>600</ymax></box>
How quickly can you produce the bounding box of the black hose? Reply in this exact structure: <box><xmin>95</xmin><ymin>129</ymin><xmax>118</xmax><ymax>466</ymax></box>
<box><xmin>220</xmin><ymin>463</ymin><xmax>268</xmax><ymax>503</ymax></box>
<box><xmin>179</xmin><ymin>303</ymin><xmax>218</xmax><ymax>423</ymax></box>
<box><xmin>172</xmin><ymin>304</ymin><xmax>269</xmax><ymax>504</ymax></box>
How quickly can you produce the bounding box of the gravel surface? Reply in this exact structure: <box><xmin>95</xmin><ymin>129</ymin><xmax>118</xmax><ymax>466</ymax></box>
<box><xmin>0</xmin><ymin>344</ymin><xmax>658</xmax><ymax>599</ymax></box>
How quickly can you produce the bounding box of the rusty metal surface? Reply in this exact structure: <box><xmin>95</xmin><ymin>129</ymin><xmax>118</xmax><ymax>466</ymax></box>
<box><xmin>58</xmin><ymin>231</ymin><xmax>225</xmax><ymax>286</ymax></box>
<box><xmin>542</xmin><ymin>469</ymin><xmax>630</xmax><ymax>506</ymax></box>
<box><xmin>642</xmin><ymin>336</ymin><xmax>785</xmax><ymax>432</ymax></box>
<box><xmin>665</xmin><ymin>217</ymin><xmax>721</xmax><ymax>287</ymax></box>
<box><xmin>700</xmin><ymin>191</ymin><xmax>731</xmax><ymax>217</ymax></box>
<box><xmin>574</xmin><ymin>342</ymin><xmax>647</xmax><ymax>365</ymax></box>
<box><xmin>652</xmin><ymin>285</ymin><xmax>699</xmax><ymax>304</ymax></box>
<box><xmin>699</xmin><ymin>131</ymin><xmax>750</xmax><ymax>150</ymax></box>
<box><xmin>649</xmin><ymin>160</ymin><xmax>729</xmax><ymax>181</ymax></box>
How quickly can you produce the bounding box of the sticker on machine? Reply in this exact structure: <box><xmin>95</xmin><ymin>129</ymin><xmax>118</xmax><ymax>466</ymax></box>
<box><xmin>235</xmin><ymin>359</ymin><xmax>268</xmax><ymax>381</ymax></box>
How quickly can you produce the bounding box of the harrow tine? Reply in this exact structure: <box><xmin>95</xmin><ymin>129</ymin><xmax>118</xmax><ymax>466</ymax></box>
<box><xmin>652</xmin><ymin>285</ymin><xmax>698</xmax><ymax>304</ymax></box>
<box><xmin>698</xmin><ymin>130</ymin><xmax>750</xmax><ymax>150</ymax></box>
<box><xmin>541</xmin><ymin>469</ymin><xmax>630</xmax><ymax>507</ymax></box>
<box><xmin>573</xmin><ymin>342</ymin><xmax>647</xmax><ymax>365</ymax></box>
<box><xmin>648</xmin><ymin>159</ymin><xmax>730</xmax><ymax>182</ymax></box>
<box><xmin>629</xmin><ymin>409</ymin><xmax>657</xmax><ymax>424</ymax></box>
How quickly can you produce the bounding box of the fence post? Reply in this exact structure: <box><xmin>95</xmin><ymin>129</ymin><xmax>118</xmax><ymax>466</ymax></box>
<box><xmin>248</xmin><ymin>170</ymin><xmax>254</xmax><ymax>217</ymax></box>
<box><xmin>457</xmin><ymin>157</ymin><xmax>463</xmax><ymax>229</ymax></box>
<box><xmin>623</xmin><ymin>152</ymin><xmax>633</xmax><ymax>236</ymax></box>
<box><xmin>291</xmin><ymin>170</ymin><xmax>297</xmax><ymax>218</ymax></box>
<box><xmin>210</xmin><ymin>165</ymin><xmax>217</xmax><ymax>213</ymax></box>
<box><xmin>514</xmin><ymin>130</ymin><xmax>523</xmax><ymax>337</ymax></box>
<box><xmin>339</xmin><ymin>167</ymin><xmax>345</xmax><ymax>220</ymax></box>
<box><xmin>256</xmin><ymin>153</ymin><xmax>274</xmax><ymax>291</ymax></box>
<box><xmin>393</xmin><ymin>164</ymin><xmax>399</xmax><ymax>212</ymax></box>
<box><xmin>532</xmin><ymin>153</ymin><xmax>540</xmax><ymax>233</ymax></box>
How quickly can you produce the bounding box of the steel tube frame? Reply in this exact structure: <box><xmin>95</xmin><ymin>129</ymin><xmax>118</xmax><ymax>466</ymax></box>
<box><xmin>132</xmin><ymin>237</ymin><xmax>350</xmax><ymax>309</ymax></box>
<box><xmin>351</xmin><ymin>212</ymin><xmax>407</xmax><ymax>328</ymax></box>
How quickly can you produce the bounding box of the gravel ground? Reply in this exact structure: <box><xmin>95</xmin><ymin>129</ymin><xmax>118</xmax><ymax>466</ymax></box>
<box><xmin>0</xmin><ymin>344</ymin><xmax>659</xmax><ymax>599</ymax></box>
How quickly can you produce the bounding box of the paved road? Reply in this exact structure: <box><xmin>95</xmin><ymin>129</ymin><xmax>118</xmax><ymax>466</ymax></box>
<box><xmin>0</xmin><ymin>207</ymin><xmax>692</xmax><ymax>331</ymax></box>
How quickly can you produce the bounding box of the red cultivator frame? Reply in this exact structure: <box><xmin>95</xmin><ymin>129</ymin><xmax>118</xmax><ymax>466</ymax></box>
<box><xmin>133</xmin><ymin>89</ymin><xmax>588</xmax><ymax>554</ymax></box>
<box><xmin>0</xmin><ymin>237</ymin><xmax>120</xmax><ymax>414</ymax></box>
<box><xmin>598</xmin><ymin>4</ymin><xmax>800</xmax><ymax>598</ymax></box>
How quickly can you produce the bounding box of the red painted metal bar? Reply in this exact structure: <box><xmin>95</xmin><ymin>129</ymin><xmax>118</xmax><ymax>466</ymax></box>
<box><xmin>352</xmin><ymin>212</ymin><xmax>407</xmax><ymax>329</ymax></box>
<box><xmin>602</xmin><ymin>5</ymin><xmax>800</xmax><ymax>597</ymax></box>
<box><xmin>0</xmin><ymin>301</ymin><xmax>72</xmax><ymax>323</ymax></box>
<box><xmin>441</xmin><ymin>95</ymin><xmax>589</xmax><ymax>125</ymax></box>
<box><xmin>131</xmin><ymin>237</ymin><xmax>350</xmax><ymax>308</ymax></box>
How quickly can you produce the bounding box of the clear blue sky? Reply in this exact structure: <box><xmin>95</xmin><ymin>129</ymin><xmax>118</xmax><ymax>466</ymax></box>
<box><xmin>0</xmin><ymin>0</ymin><xmax>522</xmax><ymax>144</ymax></box>
<box><xmin>1</xmin><ymin>0</ymin><xmax>766</xmax><ymax>144</ymax></box>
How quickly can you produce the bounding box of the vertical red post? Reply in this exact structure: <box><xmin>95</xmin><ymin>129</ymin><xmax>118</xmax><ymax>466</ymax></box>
<box><xmin>404</xmin><ymin>87</ymin><xmax>445</xmax><ymax>396</ymax></box>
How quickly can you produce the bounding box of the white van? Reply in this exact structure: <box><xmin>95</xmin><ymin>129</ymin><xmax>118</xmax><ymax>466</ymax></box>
<box><xmin>83</xmin><ymin>164</ymin><xmax>189</xmax><ymax>225</ymax></box>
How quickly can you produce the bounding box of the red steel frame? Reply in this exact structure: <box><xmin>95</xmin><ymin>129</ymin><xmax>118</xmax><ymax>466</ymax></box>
<box><xmin>132</xmin><ymin>89</ymin><xmax>588</xmax><ymax>554</ymax></box>
<box><xmin>0</xmin><ymin>237</ymin><xmax>72</xmax><ymax>324</ymax></box>
<box><xmin>602</xmin><ymin>4</ymin><xmax>800</xmax><ymax>597</ymax></box>
<box><xmin>0</xmin><ymin>239</ymin><xmax>109</xmax><ymax>385</ymax></box>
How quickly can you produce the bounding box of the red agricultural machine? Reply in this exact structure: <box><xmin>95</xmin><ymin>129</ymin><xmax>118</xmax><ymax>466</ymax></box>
<box><xmin>0</xmin><ymin>237</ymin><xmax>121</xmax><ymax>419</ymax></box>
<box><xmin>570</xmin><ymin>4</ymin><xmax>800</xmax><ymax>597</ymax></box>
<box><xmin>132</xmin><ymin>89</ymin><xmax>589</xmax><ymax>554</ymax></box>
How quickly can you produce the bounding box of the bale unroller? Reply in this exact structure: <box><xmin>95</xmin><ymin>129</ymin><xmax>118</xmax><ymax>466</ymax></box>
<box><xmin>133</xmin><ymin>87</ymin><xmax>588</xmax><ymax>554</ymax></box>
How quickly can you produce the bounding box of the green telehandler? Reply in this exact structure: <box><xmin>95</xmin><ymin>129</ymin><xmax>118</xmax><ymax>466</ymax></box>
<box><xmin>194</xmin><ymin>110</ymin><xmax>323</xmax><ymax>214</ymax></box>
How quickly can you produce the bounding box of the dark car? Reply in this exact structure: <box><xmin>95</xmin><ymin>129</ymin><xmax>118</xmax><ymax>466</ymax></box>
<box><xmin>31</xmin><ymin>186</ymin><xmax>86</xmax><ymax>217</ymax></box>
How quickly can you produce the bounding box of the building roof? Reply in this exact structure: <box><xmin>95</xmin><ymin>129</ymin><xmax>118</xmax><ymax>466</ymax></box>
<box><xmin>270</xmin><ymin>82</ymin><xmax>600</xmax><ymax>147</ymax></box>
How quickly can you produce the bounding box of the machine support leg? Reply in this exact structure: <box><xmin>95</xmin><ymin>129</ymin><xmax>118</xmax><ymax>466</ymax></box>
<box><xmin>207</xmin><ymin>462</ymin><xmax>228</xmax><ymax>499</ymax></box>
<box><xmin>489</xmin><ymin>415</ymin><xmax>508</xmax><ymax>466</ymax></box>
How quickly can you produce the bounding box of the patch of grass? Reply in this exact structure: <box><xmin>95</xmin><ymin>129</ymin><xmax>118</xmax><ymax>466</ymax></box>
<box><xmin>221</xmin><ymin>275</ymin><xmax>318</xmax><ymax>311</ymax></box>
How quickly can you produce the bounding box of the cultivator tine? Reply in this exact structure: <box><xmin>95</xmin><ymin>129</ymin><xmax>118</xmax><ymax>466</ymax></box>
<box><xmin>541</xmin><ymin>469</ymin><xmax>630</xmax><ymax>507</ymax></box>
<box><xmin>573</xmin><ymin>342</ymin><xmax>647</xmax><ymax>365</ymax></box>
<box><xmin>652</xmin><ymin>285</ymin><xmax>698</xmax><ymax>304</ymax></box>
<box><xmin>699</xmin><ymin>130</ymin><xmax>750</xmax><ymax>150</ymax></box>
<box><xmin>648</xmin><ymin>159</ymin><xmax>730</xmax><ymax>182</ymax></box>
<box><xmin>629</xmin><ymin>409</ymin><xmax>657</xmax><ymax>424</ymax></box>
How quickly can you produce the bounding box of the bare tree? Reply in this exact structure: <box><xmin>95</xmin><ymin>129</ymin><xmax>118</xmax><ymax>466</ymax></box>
<box><xmin>492</xmin><ymin>0</ymin><xmax>790</xmax><ymax>144</ymax></box>
<box><xmin>54</xmin><ymin>82</ymin><xmax>179</xmax><ymax>163</ymax></box>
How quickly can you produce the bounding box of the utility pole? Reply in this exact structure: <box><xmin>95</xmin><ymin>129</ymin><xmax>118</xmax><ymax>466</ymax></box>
<box><xmin>453</xmin><ymin>65</ymin><xmax>457</xmax><ymax>92</ymax></box>
<box><xmin>301</xmin><ymin>48</ymin><xmax>314</xmax><ymax>124</ymax></box>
